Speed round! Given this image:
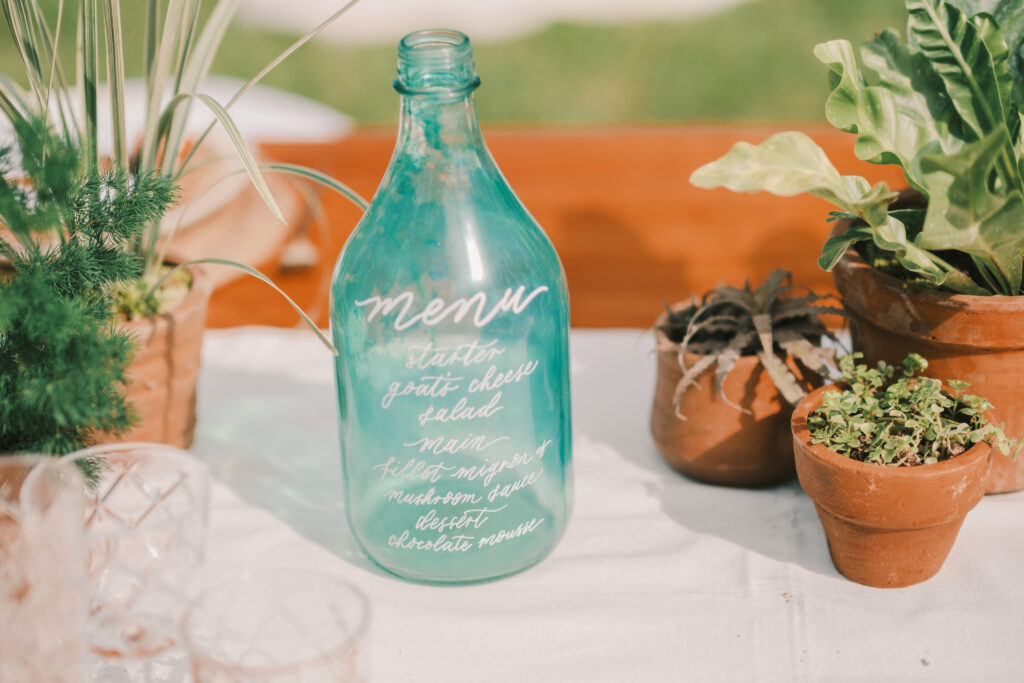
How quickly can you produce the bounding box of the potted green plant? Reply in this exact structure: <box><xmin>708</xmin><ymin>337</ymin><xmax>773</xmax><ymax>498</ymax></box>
<box><xmin>0</xmin><ymin>116</ymin><xmax>175</xmax><ymax>456</ymax></box>
<box><xmin>1</xmin><ymin>0</ymin><xmax>367</xmax><ymax>448</ymax></box>
<box><xmin>792</xmin><ymin>353</ymin><xmax>1017</xmax><ymax>587</ymax></box>
<box><xmin>651</xmin><ymin>269</ymin><xmax>842</xmax><ymax>487</ymax></box>
<box><xmin>691</xmin><ymin>0</ymin><xmax>1024</xmax><ymax>493</ymax></box>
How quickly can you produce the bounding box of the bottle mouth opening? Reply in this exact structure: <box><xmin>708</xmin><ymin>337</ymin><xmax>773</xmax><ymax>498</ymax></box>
<box><xmin>400</xmin><ymin>29</ymin><xmax>470</xmax><ymax>56</ymax></box>
<box><xmin>395</xmin><ymin>29</ymin><xmax>479</xmax><ymax>95</ymax></box>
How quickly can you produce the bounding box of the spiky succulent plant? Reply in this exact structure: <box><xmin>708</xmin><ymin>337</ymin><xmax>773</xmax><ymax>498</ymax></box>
<box><xmin>657</xmin><ymin>269</ymin><xmax>843</xmax><ymax>417</ymax></box>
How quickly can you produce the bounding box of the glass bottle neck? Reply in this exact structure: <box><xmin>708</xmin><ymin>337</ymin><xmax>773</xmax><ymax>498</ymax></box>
<box><xmin>396</xmin><ymin>91</ymin><xmax>485</xmax><ymax>157</ymax></box>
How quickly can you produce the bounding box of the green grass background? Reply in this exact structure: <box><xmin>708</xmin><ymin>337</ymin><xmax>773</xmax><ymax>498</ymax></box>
<box><xmin>2</xmin><ymin>0</ymin><xmax>909</xmax><ymax>124</ymax></box>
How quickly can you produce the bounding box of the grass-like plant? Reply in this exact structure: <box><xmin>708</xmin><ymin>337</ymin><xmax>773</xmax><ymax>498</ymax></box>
<box><xmin>0</xmin><ymin>116</ymin><xmax>175</xmax><ymax>454</ymax></box>
<box><xmin>809</xmin><ymin>352</ymin><xmax>1018</xmax><ymax>466</ymax></box>
<box><xmin>657</xmin><ymin>269</ymin><xmax>843</xmax><ymax>417</ymax></box>
<box><xmin>691</xmin><ymin>0</ymin><xmax>1024</xmax><ymax>296</ymax></box>
<box><xmin>1</xmin><ymin>0</ymin><xmax>369</xmax><ymax>350</ymax></box>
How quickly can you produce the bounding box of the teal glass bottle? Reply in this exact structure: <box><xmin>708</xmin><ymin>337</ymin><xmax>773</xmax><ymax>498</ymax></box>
<box><xmin>330</xmin><ymin>29</ymin><xmax>573</xmax><ymax>584</ymax></box>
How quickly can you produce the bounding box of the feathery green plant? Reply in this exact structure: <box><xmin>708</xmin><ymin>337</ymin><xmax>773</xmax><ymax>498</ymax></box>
<box><xmin>0</xmin><ymin>116</ymin><xmax>176</xmax><ymax>455</ymax></box>
<box><xmin>809</xmin><ymin>353</ymin><xmax>1019</xmax><ymax>466</ymax></box>
<box><xmin>657</xmin><ymin>269</ymin><xmax>843</xmax><ymax>418</ymax></box>
<box><xmin>691</xmin><ymin>0</ymin><xmax>1024</xmax><ymax>296</ymax></box>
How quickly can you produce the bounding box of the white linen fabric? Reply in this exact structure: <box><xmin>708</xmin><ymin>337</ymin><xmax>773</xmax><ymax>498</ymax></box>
<box><xmin>195</xmin><ymin>327</ymin><xmax>1024</xmax><ymax>682</ymax></box>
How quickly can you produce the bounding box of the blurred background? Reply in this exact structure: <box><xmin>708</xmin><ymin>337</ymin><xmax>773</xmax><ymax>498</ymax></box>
<box><xmin>1</xmin><ymin>0</ymin><xmax>908</xmax><ymax>124</ymax></box>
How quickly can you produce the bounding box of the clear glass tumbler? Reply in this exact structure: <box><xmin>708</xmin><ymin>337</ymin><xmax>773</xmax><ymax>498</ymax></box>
<box><xmin>0</xmin><ymin>455</ymin><xmax>88</xmax><ymax>682</ymax></box>
<box><xmin>183</xmin><ymin>569</ymin><xmax>370</xmax><ymax>682</ymax></box>
<box><xmin>63</xmin><ymin>442</ymin><xmax>210</xmax><ymax>682</ymax></box>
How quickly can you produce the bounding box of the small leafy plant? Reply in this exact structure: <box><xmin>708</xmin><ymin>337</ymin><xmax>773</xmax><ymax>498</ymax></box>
<box><xmin>809</xmin><ymin>352</ymin><xmax>1018</xmax><ymax>466</ymax></box>
<box><xmin>691</xmin><ymin>0</ymin><xmax>1024</xmax><ymax>296</ymax></box>
<box><xmin>0</xmin><ymin>117</ymin><xmax>175</xmax><ymax>455</ymax></box>
<box><xmin>658</xmin><ymin>269</ymin><xmax>842</xmax><ymax>417</ymax></box>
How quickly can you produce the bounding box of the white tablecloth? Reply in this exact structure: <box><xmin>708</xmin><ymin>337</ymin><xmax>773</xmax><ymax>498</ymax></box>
<box><xmin>194</xmin><ymin>327</ymin><xmax>1024</xmax><ymax>682</ymax></box>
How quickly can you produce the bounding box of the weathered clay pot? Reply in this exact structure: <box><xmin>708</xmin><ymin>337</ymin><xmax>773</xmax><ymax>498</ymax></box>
<box><xmin>792</xmin><ymin>385</ymin><xmax>990</xmax><ymax>588</ymax></box>
<box><xmin>833</xmin><ymin>249</ymin><xmax>1024</xmax><ymax>494</ymax></box>
<box><xmin>650</xmin><ymin>309</ymin><xmax>813</xmax><ymax>487</ymax></box>
<box><xmin>117</xmin><ymin>265</ymin><xmax>211</xmax><ymax>448</ymax></box>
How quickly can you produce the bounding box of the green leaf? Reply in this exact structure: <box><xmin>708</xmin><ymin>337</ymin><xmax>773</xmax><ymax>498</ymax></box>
<box><xmin>4</xmin><ymin>0</ymin><xmax>47</xmax><ymax>111</ymax></box>
<box><xmin>143</xmin><ymin>0</ymin><xmax>157</xmax><ymax>90</ymax></box>
<box><xmin>156</xmin><ymin>161</ymin><xmax>368</xmax><ymax>270</ymax></box>
<box><xmin>138</xmin><ymin>0</ymin><xmax>188</xmax><ymax>172</ymax></box>
<box><xmin>818</xmin><ymin>223</ymin><xmax>874</xmax><ymax>270</ymax></box>
<box><xmin>971</xmin><ymin>11</ymin><xmax>1016</xmax><ymax>127</ymax></box>
<box><xmin>101</xmin><ymin>0</ymin><xmax>127</xmax><ymax>167</ymax></box>
<box><xmin>908</xmin><ymin>0</ymin><xmax>1024</xmax><ymax>200</ymax></box>
<box><xmin>261</xmin><ymin>162</ymin><xmax>369</xmax><ymax>211</ymax></box>
<box><xmin>159</xmin><ymin>91</ymin><xmax>285</xmax><ymax>225</ymax></box>
<box><xmin>154</xmin><ymin>0</ymin><xmax>202</xmax><ymax>177</ymax></box>
<box><xmin>222</xmin><ymin>0</ymin><xmax>363</xmax><ymax>112</ymax></box>
<box><xmin>6</xmin><ymin>2</ymin><xmax>63</xmax><ymax>121</ymax></box>
<box><xmin>161</xmin><ymin>0</ymin><xmax>240</xmax><ymax>177</ymax></box>
<box><xmin>0</xmin><ymin>73</ymin><xmax>29</xmax><ymax>124</ymax></box>
<box><xmin>40</xmin><ymin>0</ymin><xmax>66</xmax><ymax>128</ymax></box>
<box><xmin>172</xmin><ymin>0</ymin><xmax>203</xmax><ymax>93</ymax></box>
<box><xmin>994</xmin><ymin>0</ymin><xmax>1024</xmax><ymax>103</ymax></box>
<box><xmin>691</xmin><ymin>132</ymin><xmax>840</xmax><ymax>196</ymax></box>
<box><xmin>79</xmin><ymin>0</ymin><xmax>99</xmax><ymax>169</ymax></box>
<box><xmin>853</xmin><ymin>85</ymin><xmax>945</xmax><ymax>191</ymax></box>
<box><xmin>152</xmin><ymin>259</ymin><xmax>336</xmax><ymax>355</ymax></box>
<box><xmin>814</xmin><ymin>39</ymin><xmax>866</xmax><ymax>133</ymax></box>
<box><xmin>23</xmin><ymin>0</ymin><xmax>76</xmax><ymax>132</ymax></box>
<box><xmin>856</xmin><ymin>29</ymin><xmax>967</xmax><ymax>189</ymax></box>
<box><xmin>690</xmin><ymin>131</ymin><xmax>898</xmax><ymax>223</ymax></box>
<box><xmin>870</xmin><ymin>213</ymin><xmax>981</xmax><ymax>290</ymax></box>
<box><xmin>1019</xmin><ymin>110</ymin><xmax>1024</xmax><ymax>164</ymax></box>
<box><xmin>906</xmin><ymin>0</ymin><xmax>1010</xmax><ymax>138</ymax></box>
<box><xmin>919</xmin><ymin>127</ymin><xmax>1024</xmax><ymax>293</ymax></box>
<box><xmin>174</xmin><ymin>0</ymin><xmax>363</xmax><ymax>177</ymax></box>
<box><xmin>946</xmin><ymin>1</ymin><xmax>1000</xmax><ymax>13</ymax></box>
<box><xmin>861</xmin><ymin>29</ymin><xmax>966</xmax><ymax>150</ymax></box>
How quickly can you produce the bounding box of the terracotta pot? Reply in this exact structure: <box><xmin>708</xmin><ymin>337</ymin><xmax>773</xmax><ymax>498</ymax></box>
<box><xmin>792</xmin><ymin>385</ymin><xmax>990</xmax><ymax>588</ymax></box>
<box><xmin>117</xmin><ymin>265</ymin><xmax>211</xmax><ymax>448</ymax></box>
<box><xmin>833</xmin><ymin>248</ymin><xmax>1024</xmax><ymax>494</ymax></box>
<box><xmin>649</xmin><ymin>308</ymin><xmax>813</xmax><ymax>487</ymax></box>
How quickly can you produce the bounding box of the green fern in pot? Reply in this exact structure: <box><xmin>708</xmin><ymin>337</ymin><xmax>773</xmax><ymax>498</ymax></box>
<box><xmin>689</xmin><ymin>0</ymin><xmax>1024</xmax><ymax>494</ymax></box>
<box><xmin>692</xmin><ymin>0</ymin><xmax>1024</xmax><ymax>296</ymax></box>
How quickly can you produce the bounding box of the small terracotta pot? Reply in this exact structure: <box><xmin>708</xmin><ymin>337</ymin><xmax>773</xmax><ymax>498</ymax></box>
<box><xmin>117</xmin><ymin>265</ymin><xmax>211</xmax><ymax>448</ymax></box>
<box><xmin>833</xmin><ymin>248</ymin><xmax>1024</xmax><ymax>494</ymax></box>
<box><xmin>792</xmin><ymin>385</ymin><xmax>990</xmax><ymax>588</ymax></box>
<box><xmin>650</xmin><ymin>309</ymin><xmax>812</xmax><ymax>487</ymax></box>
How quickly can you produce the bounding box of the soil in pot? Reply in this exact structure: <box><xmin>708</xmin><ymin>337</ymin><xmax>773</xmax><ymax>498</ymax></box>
<box><xmin>833</xmin><ymin>249</ymin><xmax>1024</xmax><ymax>494</ymax></box>
<box><xmin>650</xmin><ymin>312</ymin><xmax>815</xmax><ymax>487</ymax></box>
<box><xmin>117</xmin><ymin>264</ymin><xmax>212</xmax><ymax>448</ymax></box>
<box><xmin>791</xmin><ymin>385</ymin><xmax>989</xmax><ymax>588</ymax></box>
